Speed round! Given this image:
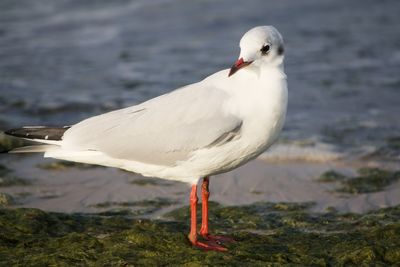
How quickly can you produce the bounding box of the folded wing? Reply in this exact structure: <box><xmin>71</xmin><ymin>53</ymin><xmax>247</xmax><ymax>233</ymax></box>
<box><xmin>62</xmin><ymin>84</ymin><xmax>242</xmax><ymax>166</ymax></box>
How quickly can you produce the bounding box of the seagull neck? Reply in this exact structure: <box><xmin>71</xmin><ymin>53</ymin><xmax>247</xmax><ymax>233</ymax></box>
<box><xmin>260</xmin><ymin>63</ymin><xmax>286</xmax><ymax>79</ymax></box>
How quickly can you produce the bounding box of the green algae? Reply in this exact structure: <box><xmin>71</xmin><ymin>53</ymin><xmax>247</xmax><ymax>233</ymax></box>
<box><xmin>337</xmin><ymin>168</ymin><xmax>400</xmax><ymax>194</ymax></box>
<box><xmin>316</xmin><ymin>170</ymin><xmax>347</xmax><ymax>183</ymax></box>
<box><xmin>386</xmin><ymin>136</ymin><xmax>400</xmax><ymax>150</ymax></box>
<box><xmin>250</xmin><ymin>190</ymin><xmax>264</xmax><ymax>195</ymax></box>
<box><xmin>0</xmin><ymin>193</ymin><xmax>14</xmax><ymax>206</ymax></box>
<box><xmin>91</xmin><ymin>197</ymin><xmax>177</xmax><ymax>208</ymax></box>
<box><xmin>363</xmin><ymin>136</ymin><xmax>400</xmax><ymax>161</ymax></box>
<box><xmin>37</xmin><ymin>160</ymin><xmax>100</xmax><ymax>170</ymax></box>
<box><xmin>317</xmin><ymin>168</ymin><xmax>400</xmax><ymax>194</ymax></box>
<box><xmin>128</xmin><ymin>177</ymin><xmax>174</xmax><ymax>186</ymax></box>
<box><xmin>1</xmin><ymin>203</ymin><xmax>400</xmax><ymax>266</ymax></box>
<box><xmin>38</xmin><ymin>191</ymin><xmax>63</xmax><ymax>199</ymax></box>
<box><xmin>91</xmin><ymin>197</ymin><xmax>178</xmax><ymax>216</ymax></box>
<box><xmin>0</xmin><ymin>176</ymin><xmax>30</xmax><ymax>187</ymax></box>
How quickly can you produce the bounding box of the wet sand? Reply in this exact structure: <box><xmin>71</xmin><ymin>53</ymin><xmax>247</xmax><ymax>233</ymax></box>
<box><xmin>1</xmin><ymin>148</ymin><xmax>399</xmax><ymax>217</ymax></box>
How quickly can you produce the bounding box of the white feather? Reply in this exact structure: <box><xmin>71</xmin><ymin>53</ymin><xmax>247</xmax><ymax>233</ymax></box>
<box><xmin>42</xmin><ymin>26</ymin><xmax>288</xmax><ymax>185</ymax></box>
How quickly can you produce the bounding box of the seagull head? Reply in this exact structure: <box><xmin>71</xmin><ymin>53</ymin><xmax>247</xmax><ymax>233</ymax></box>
<box><xmin>229</xmin><ymin>26</ymin><xmax>285</xmax><ymax>77</ymax></box>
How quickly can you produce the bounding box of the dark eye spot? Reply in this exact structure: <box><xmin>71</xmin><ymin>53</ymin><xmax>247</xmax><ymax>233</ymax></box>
<box><xmin>260</xmin><ymin>44</ymin><xmax>270</xmax><ymax>55</ymax></box>
<box><xmin>277</xmin><ymin>45</ymin><xmax>284</xmax><ymax>55</ymax></box>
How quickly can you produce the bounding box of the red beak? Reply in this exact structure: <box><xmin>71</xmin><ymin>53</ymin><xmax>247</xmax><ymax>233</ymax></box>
<box><xmin>228</xmin><ymin>57</ymin><xmax>252</xmax><ymax>77</ymax></box>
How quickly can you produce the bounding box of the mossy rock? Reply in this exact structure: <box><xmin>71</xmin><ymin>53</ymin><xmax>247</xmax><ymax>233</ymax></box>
<box><xmin>1</xmin><ymin>202</ymin><xmax>400</xmax><ymax>265</ymax></box>
<box><xmin>337</xmin><ymin>168</ymin><xmax>400</xmax><ymax>194</ymax></box>
<box><xmin>362</xmin><ymin>136</ymin><xmax>400</xmax><ymax>161</ymax></box>
<box><xmin>128</xmin><ymin>177</ymin><xmax>173</xmax><ymax>186</ymax></box>
<box><xmin>386</xmin><ymin>136</ymin><xmax>400</xmax><ymax>150</ymax></box>
<box><xmin>318</xmin><ymin>168</ymin><xmax>400</xmax><ymax>194</ymax></box>
<box><xmin>0</xmin><ymin>193</ymin><xmax>15</xmax><ymax>206</ymax></box>
<box><xmin>37</xmin><ymin>160</ymin><xmax>99</xmax><ymax>170</ymax></box>
<box><xmin>316</xmin><ymin>170</ymin><xmax>347</xmax><ymax>183</ymax></box>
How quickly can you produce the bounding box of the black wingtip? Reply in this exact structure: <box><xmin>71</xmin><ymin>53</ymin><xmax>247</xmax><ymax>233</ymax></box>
<box><xmin>3</xmin><ymin>126</ymin><xmax>70</xmax><ymax>141</ymax></box>
<box><xmin>4</xmin><ymin>128</ymin><xmax>29</xmax><ymax>139</ymax></box>
<box><xmin>2</xmin><ymin>130</ymin><xmax>19</xmax><ymax>153</ymax></box>
<box><xmin>4</xmin><ymin>129</ymin><xmax>16</xmax><ymax>136</ymax></box>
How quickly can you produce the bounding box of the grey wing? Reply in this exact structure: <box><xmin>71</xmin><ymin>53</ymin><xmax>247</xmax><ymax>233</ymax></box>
<box><xmin>62</xmin><ymin>85</ymin><xmax>242</xmax><ymax>166</ymax></box>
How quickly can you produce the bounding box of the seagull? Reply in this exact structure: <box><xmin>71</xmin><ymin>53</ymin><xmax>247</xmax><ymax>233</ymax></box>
<box><xmin>5</xmin><ymin>26</ymin><xmax>287</xmax><ymax>251</ymax></box>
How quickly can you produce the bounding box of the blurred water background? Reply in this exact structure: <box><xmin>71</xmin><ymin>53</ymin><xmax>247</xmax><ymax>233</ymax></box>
<box><xmin>1</xmin><ymin>0</ymin><xmax>399</xmax><ymax>157</ymax></box>
<box><xmin>0</xmin><ymin>0</ymin><xmax>399</xmax><ymax>214</ymax></box>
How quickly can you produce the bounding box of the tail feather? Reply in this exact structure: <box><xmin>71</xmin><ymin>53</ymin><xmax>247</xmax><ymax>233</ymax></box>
<box><xmin>5</xmin><ymin>126</ymin><xmax>70</xmax><ymax>141</ymax></box>
<box><xmin>3</xmin><ymin>126</ymin><xmax>69</xmax><ymax>153</ymax></box>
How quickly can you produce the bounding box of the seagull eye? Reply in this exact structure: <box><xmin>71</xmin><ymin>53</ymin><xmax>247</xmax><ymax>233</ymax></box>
<box><xmin>260</xmin><ymin>44</ymin><xmax>270</xmax><ymax>55</ymax></box>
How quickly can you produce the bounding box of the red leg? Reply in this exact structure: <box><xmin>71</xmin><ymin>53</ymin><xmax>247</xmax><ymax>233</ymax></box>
<box><xmin>199</xmin><ymin>177</ymin><xmax>210</xmax><ymax>236</ymax></box>
<box><xmin>199</xmin><ymin>177</ymin><xmax>235</xmax><ymax>244</ymax></box>
<box><xmin>188</xmin><ymin>184</ymin><xmax>226</xmax><ymax>251</ymax></box>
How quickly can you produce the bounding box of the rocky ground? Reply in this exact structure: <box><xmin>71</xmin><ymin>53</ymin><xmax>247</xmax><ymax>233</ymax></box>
<box><xmin>1</xmin><ymin>134</ymin><xmax>400</xmax><ymax>265</ymax></box>
<box><xmin>1</xmin><ymin>201</ymin><xmax>400</xmax><ymax>266</ymax></box>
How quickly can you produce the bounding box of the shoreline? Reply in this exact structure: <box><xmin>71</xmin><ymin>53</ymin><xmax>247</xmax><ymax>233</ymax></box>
<box><xmin>1</xmin><ymin>152</ymin><xmax>399</xmax><ymax>217</ymax></box>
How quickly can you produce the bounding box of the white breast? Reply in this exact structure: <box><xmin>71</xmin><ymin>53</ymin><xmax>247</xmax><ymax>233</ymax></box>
<box><xmin>180</xmin><ymin>67</ymin><xmax>288</xmax><ymax>179</ymax></box>
<box><xmin>229</xmin><ymin>66</ymin><xmax>288</xmax><ymax>150</ymax></box>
